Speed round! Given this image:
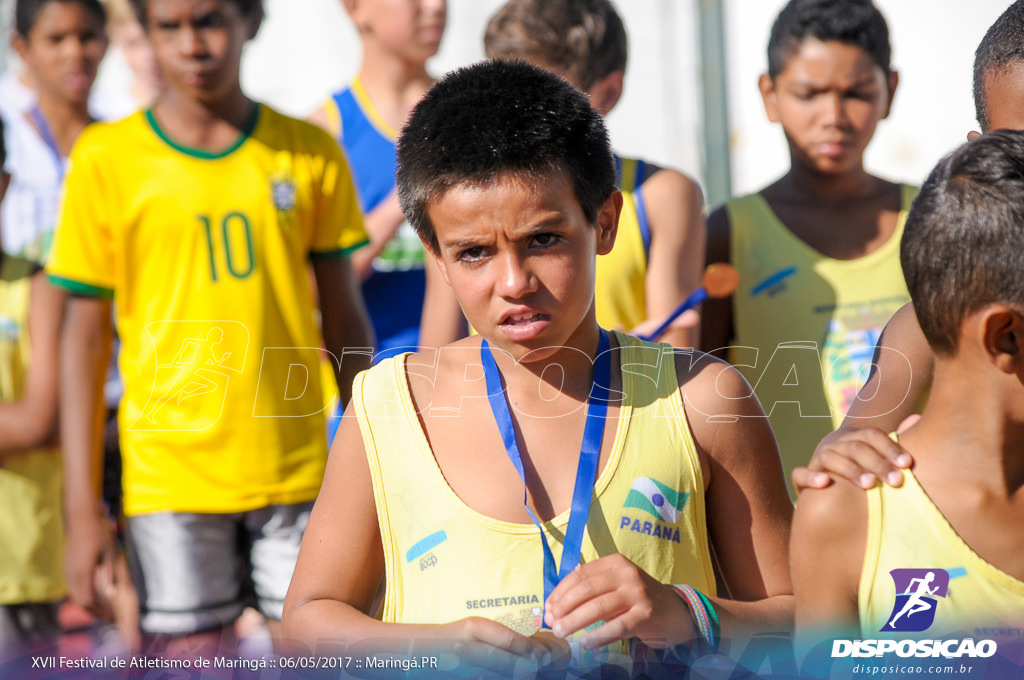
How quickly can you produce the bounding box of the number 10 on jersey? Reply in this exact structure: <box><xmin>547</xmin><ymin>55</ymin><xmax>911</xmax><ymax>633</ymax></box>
<box><xmin>199</xmin><ymin>212</ymin><xmax>255</xmax><ymax>282</ymax></box>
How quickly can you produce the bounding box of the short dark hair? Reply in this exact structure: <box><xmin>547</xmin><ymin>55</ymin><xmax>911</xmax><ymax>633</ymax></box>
<box><xmin>484</xmin><ymin>0</ymin><xmax>627</xmax><ymax>92</ymax></box>
<box><xmin>901</xmin><ymin>130</ymin><xmax>1024</xmax><ymax>356</ymax></box>
<box><xmin>767</xmin><ymin>0</ymin><xmax>892</xmax><ymax>79</ymax></box>
<box><xmin>396</xmin><ymin>60</ymin><xmax>615</xmax><ymax>254</ymax></box>
<box><xmin>15</xmin><ymin>0</ymin><xmax>106</xmax><ymax>37</ymax></box>
<box><xmin>973</xmin><ymin>1</ymin><xmax>1024</xmax><ymax>132</ymax></box>
<box><xmin>128</xmin><ymin>0</ymin><xmax>262</xmax><ymax>25</ymax></box>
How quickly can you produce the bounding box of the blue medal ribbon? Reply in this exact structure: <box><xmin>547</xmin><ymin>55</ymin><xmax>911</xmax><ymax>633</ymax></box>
<box><xmin>479</xmin><ymin>330</ymin><xmax>612</xmax><ymax>626</ymax></box>
<box><xmin>29</xmin><ymin>105</ymin><xmax>67</xmax><ymax>185</ymax></box>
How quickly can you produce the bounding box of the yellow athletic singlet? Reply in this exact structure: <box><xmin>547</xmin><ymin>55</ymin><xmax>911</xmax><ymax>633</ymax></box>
<box><xmin>727</xmin><ymin>185</ymin><xmax>916</xmax><ymax>486</ymax></box>
<box><xmin>859</xmin><ymin>469</ymin><xmax>1024</xmax><ymax>641</ymax></box>
<box><xmin>353</xmin><ymin>331</ymin><xmax>715</xmax><ymax>639</ymax></box>
<box><xmin>595</xmin><ymin>157</ymin><xmax>650</xmax><ymax>333</ymax></box>
<box><xmin>0</xmin><ymin>256</ymin><xmax>64</xmax><ymax>604</ymax></box>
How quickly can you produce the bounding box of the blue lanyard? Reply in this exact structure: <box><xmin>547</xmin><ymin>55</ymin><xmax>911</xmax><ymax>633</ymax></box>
<box><xmin>28</xmin><ymin>105</ymin><xmax>66</xmax><ymax>185</ymax></box>
<box><xmin>479</xmin><ymin>330</ymin><xmax>612</xmax><ymax>626</ymax></box>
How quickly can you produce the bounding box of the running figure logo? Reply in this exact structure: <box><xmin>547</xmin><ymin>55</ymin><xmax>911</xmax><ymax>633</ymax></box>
<box><xmin>881</xmin><ymin>568</ymin><xmax>950</xmax><ymax>632</ymax></box>
<box><xmin>130</xmin><ymin>321</ymin><xmax>248</xmax><ymax>431</ymax></box>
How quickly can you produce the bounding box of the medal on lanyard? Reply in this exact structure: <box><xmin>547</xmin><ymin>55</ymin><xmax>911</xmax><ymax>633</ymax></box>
<box><xmin>479</xmin><ymin>330</ymin><xmax>612</xmax><ymax>627</ymax></box>
<box><xmin>29</xmin><ymin>105</ymin><xmax>67</xmax><ymax>185</ymax></box>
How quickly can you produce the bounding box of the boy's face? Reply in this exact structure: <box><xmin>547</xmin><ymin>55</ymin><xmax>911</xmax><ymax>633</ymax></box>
<box><xmin>111</xmin><ymin>19</ymin><xmax>165</xmax><ymax>94</ymax></box>
<box><xmin>13</xmin><ymin>2</ymin><xmax>108</xmax><ymax>106</ymax></box>
<box><xmin>143</xmin><ymin>0</ymin><xmax>255</xmax><ymax>104</ymax></box>
<box><xmin>349</xmin><ymin>0</ymin><xmax>446</xmax><ymax>63</ymax></box>
<box><xmin>426</xmin><ymin>171</ymin><xmax>619</xmax><ymax>361</ymax></box>
<box><xmin>760</xmin><ymin>38</ymin><xmax>898</xmax><ymax>176</ymax></box>
<box><xmin>981</xmin><ymin>62</ymin><xmax>1024</xmax><ymax>134</ymax></box>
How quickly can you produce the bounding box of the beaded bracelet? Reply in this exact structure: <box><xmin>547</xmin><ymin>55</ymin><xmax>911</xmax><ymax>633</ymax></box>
<box><xmin>671</xmin><ymin>584</ymin><xmax>719</xmax><ymax>652</ymax></box>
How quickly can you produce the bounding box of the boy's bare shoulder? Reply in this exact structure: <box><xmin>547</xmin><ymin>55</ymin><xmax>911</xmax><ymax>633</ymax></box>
<box><xmin>672</xmin><ymin>349</ymin><xmax>754</xmax><ymax>415</ymax></box>
<box><xmin>793</xmin><ymin>475</ymin><xmax>869</xmax><ymax>549</ymax></box>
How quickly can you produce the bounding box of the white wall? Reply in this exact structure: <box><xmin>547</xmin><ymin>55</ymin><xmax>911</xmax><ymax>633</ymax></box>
<box><xmin>2</xmin><ymin>0</ymin><xmax>1014</xmax><ymax>203</ymax></box>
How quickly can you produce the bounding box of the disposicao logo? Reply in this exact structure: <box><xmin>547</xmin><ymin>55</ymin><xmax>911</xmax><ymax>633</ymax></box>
<box><xmin>831</xmin><ymin>567</ymin><xmax>997</xmax><ymax>659</ymax></box>
<box><xmin>882</xmin><ymin>568</ymin><xmax>949</xmax><ymax>632</ymax></box>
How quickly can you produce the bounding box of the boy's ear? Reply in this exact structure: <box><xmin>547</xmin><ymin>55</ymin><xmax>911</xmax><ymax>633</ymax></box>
<box><xmin>245</xmin><ymin>4</ymin><xmax>265</xmax><ymax>40</ymax></box>
<box><xmin>967</xmin><ymin>130</ymin><xmax>982</xmax><ymax>142</ymax></box>
<box><xmin>11</xmin><ymin>32</ymin><xmax>28</xmax><ymax>63</ymax></box>
<box><xmin>595</xmin><ymin>191</ymin><xmax>623</xmax><ymax>256</ymax></box>
<box><xmin>981</xmin><ymin>305</ymin><xmax>1024</xmax><ymax>375</ymax></box>
<box><xmin>588</xmin><ymin>71</ymin><xmax>624</xmax><ymax>117</ymax></box>
<box><xmin>758</xmin><ymin>73</ymin><xmax>780</xmax><ymax>123</ymax></box>
<box><xmin>881</xmin><ymin>70</ymin><xmax>900</xmax><ymax>119</ymax></box>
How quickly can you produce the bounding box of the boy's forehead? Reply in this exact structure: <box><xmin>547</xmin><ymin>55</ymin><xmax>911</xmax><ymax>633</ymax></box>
<box><xmin>984</xmin><ymin>62</ymin><xmax>1024</xmax><ymax>132</ymax></box>
<box><xmin>426</xmin><ymin>172</ymin><xmax>579</xmax><ymax>232</ymax></box>
<box><xmin>778</xmin><ymin>37</ymin><xmax>885</xmax><ymax>79</ymax></box>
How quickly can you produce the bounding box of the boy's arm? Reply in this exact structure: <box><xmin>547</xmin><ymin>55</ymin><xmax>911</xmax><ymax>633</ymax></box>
<box><xmin>0</xmin><ymin>275</ymin><xmax>63</xmax><ymax>456</ymax></box>
<box><xmin>791</xmin><ymin>480</ymin><xmax>867</xmax><ymax>656</ymax></box>
<box><xmin>685</xmin><ymin>356</ymin><xmax>794</xmax><ymax>637</ymax></box>
<box><xmin>419</xmin><ymin>258</ymin><xmax>466</xmax><ymax>348</ymax></box>
<box><xmin>698</xmin><ymin>206</ymin><xmax>733</xmax><ymax>356</ymax></box>
<box><xmin>641</xmin><ymin>168</ymin><xmax>705</xmax><ymax>349</ymax></box>
<box><xmin>312</xmin><ymin>256</ymin><xmax>373</xmax><ymax>409</ymax></box>
<box><xmin>793</xmin><ymin>303</ymin><xmax>932</xmax><ymax>491</ymax></box>
<box><xmin>60</xmin><ymin>294</ymin><xmax>117</xmax><ymax>619</ymax></box>
<box><xmin>282</xmin><ymin>408</ymin><xmax>548</xmax><ymax>667</ymax></box>
<box><xmin>349</xmin><ymin>191</ymin><xmax>408</xmax><ymax>281</ymax></box>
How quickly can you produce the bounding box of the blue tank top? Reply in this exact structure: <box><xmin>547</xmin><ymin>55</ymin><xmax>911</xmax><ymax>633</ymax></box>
<box><xmin>330</xmin><ymin>82</ymin><xmax>425</xmax><ymax>358</ymax></box>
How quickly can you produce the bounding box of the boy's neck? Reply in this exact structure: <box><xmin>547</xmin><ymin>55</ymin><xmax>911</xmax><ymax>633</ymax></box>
<box><xmin>907</xmin><ymin>360</ymin><xmax>1024</xmax><ymax>495</ymax></box>
<box><xmin>781</xmin><ymin>162</ymin><xmax>880</xmax><ymax>201</ymax></box>
<box><xmin>153</xmin><ymin>89</ymin><xmax>256</xmax><ymax>148</ymax></box>
<box><xmin>357</xmin><ymin>46</ymin><xmax>433</xmax><ymax>131</ymax></box>
<box><xmin>488</xmin><ymin>323</ymin><xmax>606</xmax><ymax>404</ymax></box>
<box><xmin>32</xmin><ymin>93</ymin><xmax>92</xmax><ymax>157</ymax></box>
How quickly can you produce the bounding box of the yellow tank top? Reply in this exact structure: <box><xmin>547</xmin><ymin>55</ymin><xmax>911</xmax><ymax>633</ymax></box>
<box><xmin>859</xmin><ymin>469</ymin><xmax>1024</xmax><ymax>641</ymax></box>
<box><xmin>727</xmin><ymin>185</ymin><xmax>916</xmax><ymax>487</ymax></box>
<box><xmin>352</xmin><ymin>331</ymin><xmax>715</xmax><ymax>640</ymax></box>
<box><xmin>595</xmin><ymin>157</ymin><xmax>649</xmax><ymax>332</ymax></box>
<box><xmin>0</xmin><ymin>256</ymin><xmax>64</xmax><ymax>604</ymax></box>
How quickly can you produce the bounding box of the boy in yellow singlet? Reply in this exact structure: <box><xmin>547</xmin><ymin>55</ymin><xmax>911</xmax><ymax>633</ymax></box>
<box><xmin>795</xmin><ymin>0</ymin><xmax>1024</xmax><ymax>494</ymax></box>
<box><xmin>0</xmin><ymin>112</ymin><xmax>64</xmax><ymax>663</ymax></box>
<box><xmin>46</xmin><ymin>0</ymin><xmax>373</xmax><ymax>657</ymax></box>
<box><xmin>284</xmin><ymin>60</ymin><xmax>793</xmax><ymax>676</ymax></box>
<box><xmin>700</xmin><ymin>0</ymin><xmax>913</xmax><ymax>493</ymax></box>
<box><xmin>480</xmin><ymin>0</ymin><xmax>705</xmax><ymax>350</ymax></box>
<box><xmin>791</xmin><ymin>130</ymin><xmax>1024</xmax><ymax>673</ymax></box>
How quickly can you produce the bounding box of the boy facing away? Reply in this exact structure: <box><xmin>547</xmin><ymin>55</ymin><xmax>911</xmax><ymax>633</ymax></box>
<box><xmin>480</xmin><ymin>0</ymin><xmax>706</xmax><ymax>350</ymax></box>
<box><xmin>700</xmin><ymin>0</ymin><xmax>912</xmax><ymax>492</ymax></box>
<box><xmin>283</xmin><ymin>60</ymin><xmax>793</xmax><ymax>675</ymax></box>
<box><xmin>791</xmin><ymin>129</ymin><xmax>1024</xmax><ymax>664</ymax></box>
<box><xmin>309</xmin><ymin>0</ymin><xmax>452</xmax><ymax>356</ymax></box>
<box><xmin>46</xmin><ymin>0</ymin><xmax>373</xmax><ymax>655</ymax></box>
<box><xmin>796</xmin><ymin>0</ymin><xmax>1024</xmax><ymax>492</ymax></box>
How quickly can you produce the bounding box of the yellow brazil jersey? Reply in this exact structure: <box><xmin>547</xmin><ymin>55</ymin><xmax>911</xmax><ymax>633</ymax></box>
<box><xmin>595</xmin><ymin>157</ymin><xmax>649</xmax><ymax>333</ymax></box>
<box><xmin>859</xmin><ymin>469</ymin><xmax>1024</xmax><ymax>643</ymax></box>
<box><xmin>352</xmin><ymin>331</ymin><xmax>715</xmax><ymax>645</ymax></box>
<box><xmin>726</xmin><ymin>185</ymin><xmax>917</xmax><ymax>490</ymax></box>
<box><xmin>0</xmin><ymin>255</ymin><xmax>64</xmax><ymax>604</ymax></box>
<box><xmin>47</xmin><ymin>105</ymin><xmax>368</xmax><ymax>516</ymax></box>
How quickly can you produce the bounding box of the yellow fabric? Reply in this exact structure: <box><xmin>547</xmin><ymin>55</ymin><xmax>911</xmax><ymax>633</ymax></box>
<box><xmin>859</xmin><ymin>468</ymin><xmax>1024</xmax><ymax>640</ymax></box>
<box><xmin>353</xmin><ymin>331</ymin><xmax>715</xmax><ymax>641</ymax></box>
<box><xmin>595</xmin><ymin>157</ymin><xmax>647</xmax><ymax>332</ymax></box>
<box><xmin>47</xmin><ymin>105</ymin><xmax>368</xmax><ymax>516</ymax></box>
<box><xmin>351</xmin><ymin>76</ymin><xmax>399</xmax><ymax>141</ymax></box>
<box><xmin>0</xmin><ymin>256</ymin><xmax>64</xmax><ymax>603</ymax></box>
<box><xmin>727</xmin><ymin>185</ymin><xmax>916</xmax><ymax>486</ymax></box>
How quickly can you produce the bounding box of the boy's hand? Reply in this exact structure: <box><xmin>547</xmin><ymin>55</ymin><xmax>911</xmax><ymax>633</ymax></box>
<box><xmin>792</xmin><ymin>417</ymin><xmax>919</xmax><ymax>493</ymax></box>
<box><xmin>440</xmin><ymin>616</ymin><xmax>551</xmax><ymax>674</ymax></box>
<box><xmin>65</xmin><ymin>507</ymin><xmax>119</xmax><ymax>621</ymax></box>
<box><xmin>543</xmin><ymin>554</ymin><xmax>696</xmax><ymax>650</ymax></box>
